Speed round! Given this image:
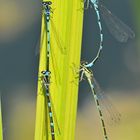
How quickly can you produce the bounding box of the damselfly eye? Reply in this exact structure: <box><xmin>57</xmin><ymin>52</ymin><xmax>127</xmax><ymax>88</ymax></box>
<box><xmin>48</xmin><ymin>1</ymin><xmax>52</xmax><ymax>5</ymax></box>
<box><xmin>41</xmin><ymin>71</ymin><xmax>45</xmax><ymax>74</ymax></box>
<box><xmin>42</xmin><ymin>2</ymin><xmax>46</xmax><ymax>5</ymax></box>
<box><xmin>82</xmin><ymin>61</ymin><xmax>87</xmax><ymax>65</ymax></box>
<box><xmin>85</xmin><ymin>62</ymin><xmax>88</xmax><ymax>64</ymax></box>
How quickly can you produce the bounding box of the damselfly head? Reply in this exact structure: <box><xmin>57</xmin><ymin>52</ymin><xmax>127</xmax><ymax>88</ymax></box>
<box><xmin>81</xmin><ymin>61</ymin><xmax>88</xmax><ymax>66</ymax></box>
<box><xmin>41</xmin><ymin>71</ymin><xmax>46</xmax><ymax>75</ymax></box>
<box><xmin>42</xmin><ymin>1</ymin><xmax>52</xmax><ymax>9</ymax></box>
<box><xmin>42</xmin><ymin>1</ymin><xmax>52</xmax><ymax>5</ymax></box>
<box><xmin>41</xmin><ymin>70</ymin><xmax>51</xmax><ymax>75</ymax></box>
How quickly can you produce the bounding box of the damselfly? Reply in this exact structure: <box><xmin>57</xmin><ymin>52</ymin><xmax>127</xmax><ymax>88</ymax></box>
<box><xmin>41</xmin><ymin>70</ymin><xmax>61</xmax><ymax>140</ymax></box>
<box><xmin>39</xmin><ymin>1</ymin><xmax>64</xmax><ymax>87</ymax></box>
<box><xmin>73</xmin><ymin>61</ymin><xmax>121</xmax><ymax>140</ymax></box>
<box><xmin>83</xmin><ymin>0</ymin><xmax>135</xmax><ymax>68</ymax></box>
<box><xmin>36</xmin><ymin>1</ymin><xmax>66</xmax><ymax>56</ymax></box>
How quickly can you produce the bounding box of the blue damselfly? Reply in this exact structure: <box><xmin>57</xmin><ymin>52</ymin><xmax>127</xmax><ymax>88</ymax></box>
<box><xmin>83</xmin><ymin>0</ymin><xmax>135</xmax><ymax>68</ymax></box>
<box><xmin>41</xmin><ymin>70</ymin><xmax>61</xmax><ymax>140</ymax></box>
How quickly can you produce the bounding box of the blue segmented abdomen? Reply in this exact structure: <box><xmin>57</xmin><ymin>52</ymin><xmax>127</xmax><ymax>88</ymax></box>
<box><xmin>45</xmin><ymin>87</ymin><xmax>55</xmax><ymax>140</ymax></box>
<box><xmin>85</xmin><ymin>1</ymin><xmax>103</xmax><ymax>67</ymax></box>
<box><xmin>42</xmin><ymin>71</ymin><xmax>55</xmax><ymax>140</ymax></box>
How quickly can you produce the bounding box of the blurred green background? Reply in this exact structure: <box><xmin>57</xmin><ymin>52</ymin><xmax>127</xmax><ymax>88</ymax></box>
<box><xmin>0</xmin><ymin>0</ymin><xmax>140</xmax><ymax>140</ymax></box>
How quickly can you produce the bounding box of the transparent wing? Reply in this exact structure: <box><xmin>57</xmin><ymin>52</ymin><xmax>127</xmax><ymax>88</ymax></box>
<box><xmin>42</xmin><ymin>78</ymin><xmax>61</xmax><ymax>135</ymax></box>
<box><xmin>35</xmin><ymin>16</ymin><xmax>66</xmax><ymax>55</ymax></box>
<box><xmin>35</xmin><ymin>13</ymin><xmax>47</xmax><ymax>56</ymax></box>
<box><xmin>100</xmin><ymin>5</ymin><xmax>135</xmax><ymax>43</ymax></box>
<box><xmin>36</xmin><ymin>23</ymin><xmax>62</xmax><ymax>87</ymax></box>
<box><xmin>35</xmin><ymin>24</ymin><xmax>46</xmax><ymax>56</ymax></box>
<box><xmin>51</xmin><ymin>19</ymin><xmax>67</xmax><ymax>54</ymax></box>
<box><xmin>35</xmin><ymin>39</ymin><xmax>41</xmax><ymax>56</ymax></box>
<box><xmin>37</xmin><ymin>78</ymin><xmax>50</xmax><ymax>135</ymax></box>
<box><xmin>92</xmin><ymin>77</ymin><xmax>121</xmax><ymax>124</ymax></box>
<box><xmin>50</xmin><ymin>41</ymin><xmax>62</xmax><ymax>87</ymax></box>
